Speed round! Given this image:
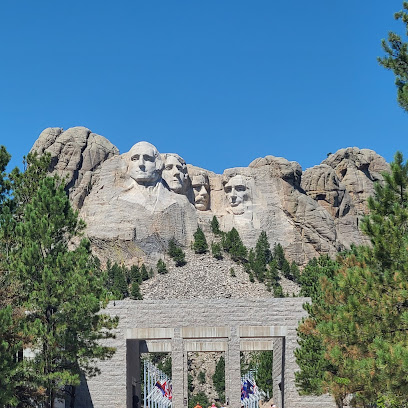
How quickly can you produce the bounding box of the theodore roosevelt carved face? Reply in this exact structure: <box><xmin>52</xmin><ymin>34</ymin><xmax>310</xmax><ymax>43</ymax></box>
<box><xmin>127</xmin><ymin>141</ymin><xmax>163</xmax><ymax>186</ymax></box>
<box><xmin>192</xmin><ymin>174</ymin><xmax>210</xmax><ymax>211</ymax></box>
<box><xmin>224</xmin><ymin>175</ymin><xmax>250</xmax><ymax>215</ymax></box>
<box><xmin>162</xmin><ymin>153</ymin><xmax>188</xmax><ymax>194</ymax></box>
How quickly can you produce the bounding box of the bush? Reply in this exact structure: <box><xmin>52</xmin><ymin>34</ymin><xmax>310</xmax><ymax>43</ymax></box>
<box><xmin>130</xmin><ymin>282</ymin><xmax>142</xmax><ymax>300</ymax></box>
<box><xmin>168</xmin><ymin>238</ymin><xmax>186</xmax><ymax>267</ymax></box>
<box><xmin>193</xmin><ymin>226</ymin><xmax>208</xmax><ymax>254</ymax></box>
<box><xmin>211</xmin><ymin>242</ymin><xmax>223</xmax><ymax>260</ymax></box>
<box><xmin>157</xmin><ymin>259</ymin><xmax>168</xmax><ymax>274</ymax></box>
<box><xmin>210</xmin><ymin>215</ymin><xmax>222</xmax><ymax>235</ymax></box>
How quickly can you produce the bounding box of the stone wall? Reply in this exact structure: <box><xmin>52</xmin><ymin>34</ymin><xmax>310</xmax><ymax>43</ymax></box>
<box><xmin>76</xmin><ymin>298</ymin><xmax>335</xmax><ymax>408</ymax></box>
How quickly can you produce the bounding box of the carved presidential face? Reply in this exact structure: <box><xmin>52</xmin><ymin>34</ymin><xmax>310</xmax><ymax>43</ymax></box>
<box><xmin>192</xmin><ymin>174</ymin><xmax>210</xmax><ymax>211</ymax></box>
<box><xmin>127</xmin><ymin>142</ymin><xmax>162</xmax><ymax>186</ymax></box>
<box><xmin>224</xmin><ymin>175</ymin><xmax>249</xmax><ymax>214</ymax></box>
<box><xmin>162</xmin><ymin>154</ymin><xmax>188</xmax><ymax>194</ymax></box>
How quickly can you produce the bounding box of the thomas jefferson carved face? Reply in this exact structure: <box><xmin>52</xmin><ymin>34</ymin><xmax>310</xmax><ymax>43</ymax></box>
<box><xmin>162</xmin><ymin>154</ymin><xmax>188</xmax><ymax>194</ymax></box>
<box><xmin>224</xmin><ymin>175</ymin><xmax>249</xmax><ymax>214</ymax></box>
<box><xmin>127</xmin><ymin>142</ymin><xmax>163</xmax><ymax>186</ymax></box>
<box><xmin>192</xmin><ymin>174</ymin><xmax>210</xmax><ymax>211</ymax></box>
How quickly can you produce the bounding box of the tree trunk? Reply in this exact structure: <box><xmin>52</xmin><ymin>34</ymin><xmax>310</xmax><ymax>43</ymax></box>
<box><xmin>70</xmin><ymin>386</ymin><xmax>76</xmax><ymax>408</ymax></box>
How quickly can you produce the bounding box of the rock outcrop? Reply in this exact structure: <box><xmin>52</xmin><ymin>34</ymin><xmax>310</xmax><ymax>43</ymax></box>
<box><xmin>30</xmin><ymin>128</ymin><xmax>390</xmax><ymax>266</ymax></box>
<box><xmin>31</xmin><ymin>127</ymin><xmax>119</xmax><ymax>208</ymax></box>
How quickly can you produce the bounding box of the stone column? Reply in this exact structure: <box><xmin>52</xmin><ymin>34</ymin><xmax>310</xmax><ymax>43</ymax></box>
<box><xmin>126</xmin><ymin>339</ymin><xmax>141</xmax><ymax>408</ymax></box>
<box><xmin>172</xmin><ymin>328</ymin><xmax>185</xmax><ymax>407</ymax></box>
<box><xmin>226</xmin><ymin>326</ymin><xmax>241</xmax><ymax>407</ymax></box>
<box><xmin>272</xmin><ymin>337</ymin><xmax>284</xmax><ymax>408</ymax></box>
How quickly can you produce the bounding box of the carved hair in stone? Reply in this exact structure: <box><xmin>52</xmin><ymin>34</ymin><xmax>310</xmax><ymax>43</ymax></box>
<box><xmin>223</xmin><ymin>174</ymin><xmax>251</xmax><ymax>215</ymax></box>
<box><xmin>161</xmin><ymin>153</ymin><xmax>190</xmax><ymax>194</ymax></box>
<box><xmin>126</xmin><ymin>141</ymin><xmax>163</xmax><ymax>187</ymax></box>
<box><xmin>191</xmin><ymin>173</ymin><xmax>210</xmax><ymax>211</ymax></box>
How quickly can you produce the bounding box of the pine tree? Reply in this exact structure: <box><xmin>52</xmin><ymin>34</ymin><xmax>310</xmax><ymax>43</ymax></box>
<box><xmin>296</xmin><ymin>153</ymin><xmax>408</xmax><ymax>406</ymax></box>
<box><xmin>251</xmin><ymin>232</ymin><xmax>271</xmax><ymax>283</ymax></box>
<box><xmin>111</xmin><ymin>262</ymin><xmax>128</xmax><ymax>299</ymax></box>
<box><xmin>140</xmin><ymin>263</ymin><xmax>149</xmax><ymax>280</ymax></box>
<box><xmin>223</xmin><ymin>227</ymin><xmax>247</xmax><ymax>262</ymax></box>
<box><xmin>281</xmin><ymin>258</ymin><xmax>291</xmax><ymax>279</ymax></box>
<box><xmin>295</xmin><ymin>256</ymin><xmax>339</xmax><ymax>397</ymax></box>
<box><xmin>211</xmin><ymin>242</ymin><xmax>223</xmax><ymax>260</ymax></box>
<box><xmin>193</xmin><ymin>226</ymin><xmax>208</xmax><ymax>254</ymax></box>
<box><xmin>0</xmin><ymin>306</ymin><xmax>20</xmax><ymax>407</ymax></box>
<box><xmin>212</xmin><ymin>355</ymin><xmax>225</xmax><ymax>402</ymax></box>
<box><xmin>168</xmin><ymin>238</ymin><xmax>186</xmax><ymax>267</ymax></box>
<box><xmin>379</xmin><ymin>2</ymin><xmax>408</xmax><ymax>112</ymax></box>
<box><xmin>273</xmin><ymin>243</ymin><xmax>285</xmax><ymax>269</ymax></box>
<box><xmin>130</xmin><ymin>264</ymin><xmax>141</xmax><ymax>283</ymax></box>
<box><xmin>157</xmin><ymin>259</ymin><xmax>168</xmax><ymax>274</ymax></box>
<box><xmin>253</xmin><ymin>351</ymin><xmax>273</xmax><ymax>396</ymax></box>
<box><xmin>210</xmin><ymin>215</ymin><xmax>222</xmax><ymax>235</ymax></box>
<box><xmin>10</xmin><ymin>175</ymin><xmax>117</xmax><ymax>407</ymax></box>
<box><xmin>130</xmin><ymin>282</ymin><xmax>142</xmax><ymax>300</ymax></box>
<box><xmin>289</xmin><ymin>261</ymin><xmax>300</xmax><ymax>283</ymax></box>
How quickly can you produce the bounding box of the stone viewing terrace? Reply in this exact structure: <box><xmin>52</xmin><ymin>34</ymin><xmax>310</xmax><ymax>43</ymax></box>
<box><xmin>75</xmin><ymin>298</ymin><xmax>335</xmax><ymax>408</ymax></box>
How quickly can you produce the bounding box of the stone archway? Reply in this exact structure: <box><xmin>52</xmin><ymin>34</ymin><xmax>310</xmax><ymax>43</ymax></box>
<box><xmin>75</xmin><ymin>298</ymin><xmax>335</xmax><ymax>408</ymax></box>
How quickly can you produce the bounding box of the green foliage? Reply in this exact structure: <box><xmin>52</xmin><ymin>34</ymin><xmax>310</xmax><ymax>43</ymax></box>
<box><xmin>140</xmin><ymin>263</ymin><xmax>149</xmax><ymax>280</ymax></box>
<box><xmin>0</xmin><ymin>306</ymin><xmax>20</xmax><ymax>407</ymax></box>
<box><xmin>130</xmin><ymin>265</ymin><xmax>141</xmax><ymax>283</ymax></box>
<box><xmin>379</xmin><ymin>2</ymin><xmax>408</xmax><ymax>112</ymax></box>
<box><xmin>253</xmin><ymin>351</ymin><xmax>273</xmax><ymax>397</ymax></box>
<box><xmin>211</xmin><ymin>242</ymin><xmax>223</xmax><ymax>260</ymax></box>
<box><xmin>212</xmin><ymin>355</ymin><xmax>225</xmax><ymax>402</ymax></box>
<box><xmin>251</xmin><ymin>231</ymin><xmax>271</xmax><ymax>282</ymax></box>
<box><xmin>296</xmin><ymin>152</ymin><xmax>408</xmax><ymax>406</ymax></box>
<box><xmin>198</xmin><ymin>370</ymin><xmax>206</xmax><ymax>384</ymax></box>
<box><xmin>9</xmin><ymin>175</ymin><xmax>117</xmax><ymax>406</ymax></box>
<box><xmin>188</xmin><ymin>373</ymin><xmax>194</xmax><ymax>393</ymax></box>
<box><xmin>188</xmin><ymin>391</ymin><xmax>209</xmax><ymax>408</ymax></box>
<box><xmin>222</xmin><ymin>227</ymin><xmax>247</xmax><ymax>262</ymax></box>
<box><xmin>193</xmin><ymin>226</ymin><xmax>208</xmax><ymax>254</ymax></box>
<box><xmin>157</xmin><ymin>355</ymin><xmax>172</xmax><ymax>378</ymax></box>
<box><xmin>273</xmin><ymin>243</ymin><xmax>285</xmax><ymax>269</ymax></box>
<box><xmin>130</xmin><ymin>282</ymin><xmax>142</xmax><ymax>300</ymax></box>
<box><xmin>229</xmin><ymin>267</ymin><xmax>236</xmax><ymax>277</ymax></box>
<box><xmin>107</xmin><ymin>262</ymin><xmax>128</xmax><ymax>299</ymax></box>
<box><xmin>266</xmin><ymin>259</ymin><xmax>281</xmax><ymax>295</ymax></box>
<box><xmin>157</xmin><ymin>259</ymin><xmax>168</xmax><ymax>274</ymax></box>
<box><xmin>210</xmin><ymin>215</ymin><xmax>222</xmax><ymax>235</ymax></box>
<box><xmin>168</xmin><ymin>238</ymin><xmax>187</xmax><ymax>267</ymax></box>
<box><xmin>295</xmin><ymin>255</ymin><xmax>339</xmax><ymax>396</ymax></box>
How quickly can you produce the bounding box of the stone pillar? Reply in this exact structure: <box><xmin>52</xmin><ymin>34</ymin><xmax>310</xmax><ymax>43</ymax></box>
<box><xmin>226</xmin><ymin>326</ymin><xmax>241</xmax><ymax>407</ymax></box>
<box><xmin>172</xmin><ymin>328</ymin><xmax>185</xmax><ymax>407</ymax></box>
<box><xmin>272</xmin><ymin>337</ymin><xmax>284</xmax><ymax>408</ymax></box>
<box><xmin>126</xmin><ymin>340</ymin><xmax>141</xmax><ymax>408</ymax></box>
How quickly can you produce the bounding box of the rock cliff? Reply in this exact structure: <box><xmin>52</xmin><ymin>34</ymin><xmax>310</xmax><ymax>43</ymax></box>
<box><xmin>30</xmin><ymin>127</ymin><xmax>390</xmax><ymax>266</ymax></box>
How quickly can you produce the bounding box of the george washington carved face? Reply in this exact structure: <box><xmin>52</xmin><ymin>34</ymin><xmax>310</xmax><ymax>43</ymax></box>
<box><xmin>127</xmin><ymin>141</ymin><xmax>163</xmax><ymax>186</ymax></box>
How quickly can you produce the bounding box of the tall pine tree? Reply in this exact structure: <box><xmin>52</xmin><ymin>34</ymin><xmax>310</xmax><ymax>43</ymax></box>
<box><xmin>11</xmin><ymin>175</ymin><xmax>117</xmax><ymax>407</ymax></box>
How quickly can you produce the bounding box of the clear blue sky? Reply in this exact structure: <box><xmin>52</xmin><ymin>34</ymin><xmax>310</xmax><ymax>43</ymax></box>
<box><xmin>0</xmin><ymin>0</ymin><xmax>406</xmax><ymax>174</ymax></box>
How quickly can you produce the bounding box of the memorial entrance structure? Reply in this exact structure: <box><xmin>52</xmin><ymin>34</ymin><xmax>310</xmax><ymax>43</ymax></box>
<box><xmin>75</xmin><ymin>298</ymin><xmax>334</xmax><ymax>408</ymax></box>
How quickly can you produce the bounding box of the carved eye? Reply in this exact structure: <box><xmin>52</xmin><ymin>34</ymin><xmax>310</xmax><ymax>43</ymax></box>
<box><xmin>143</xmin><ymin>154</ymin><xmax>155</xmax><ymax>162</ymax></box>
<box><xmin>235</xmin><ymin>185</ymin><xmax>246</xmax><ymax>192</ymax></box>
<box><xmin>165</xmin><ymin>165</ymin><xmax>173</xmax><ymax>171</ymax></box>
<box><xmin>131</xmin><ymin>154</ymin><xmax>140</xmax><ymax>161</ymax></box>
<box><xmin>225</xmin><ymin>186</ymin><xmax>232</xmax><ymax>193</ymax></box>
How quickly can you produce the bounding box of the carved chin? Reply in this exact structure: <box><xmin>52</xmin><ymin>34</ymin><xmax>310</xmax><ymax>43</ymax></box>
<box><xmin>168</xmin><ymin>181</ymin><xmax>183</xmax><ymax>192</ymax></box>
<box><xmin>195</xmin><ymin>202</ymin><xmax>208</xmax><ymax>211</ymax></box>
<box><xmin>228</xmin><ymin>205</ymin><xmax>245</xmax><ymax>215</ymax></box>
